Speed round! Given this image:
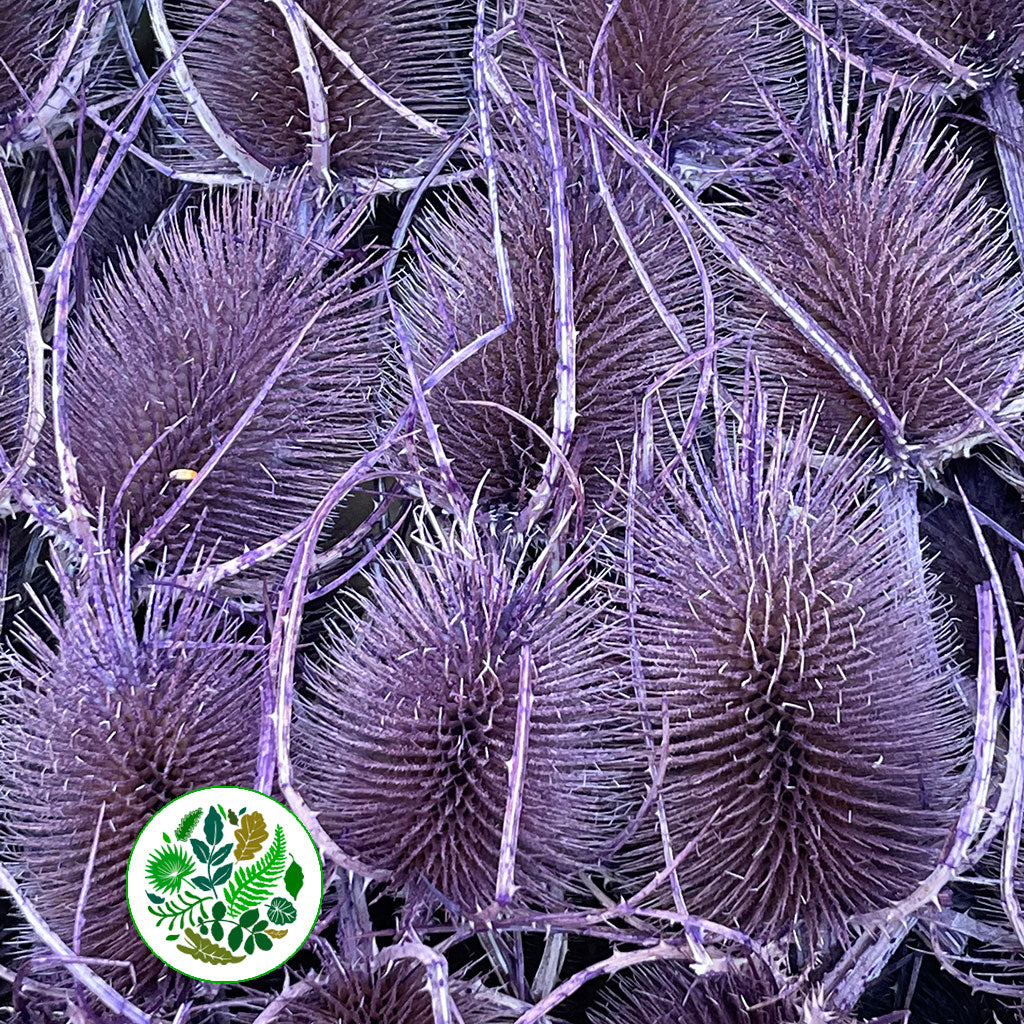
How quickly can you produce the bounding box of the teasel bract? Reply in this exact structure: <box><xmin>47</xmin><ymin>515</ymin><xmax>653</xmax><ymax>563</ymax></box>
<box><xmin>294</xmin><ymin>506</ymin><xmax>634</xmax><ymax>912</ymax></box>
<box><xmin>0</xmin><ymin>553</ymin><xmax>264</xmax><ymax>1001</ymax></box>
<box><xmin>392</xmin><ymin>141</ymin><xmax>704</xmax><ymax>520</ymax></box>
<box><xmin>160</xmin><ymin>0</ymin><xmax>470</xmax><ymax>179</ymax></box>
<box><xmin>505</xmin><ymin>0</ymin><xmax>800</xmax><ymax>160</ymax></box>
<box><xmin>54</xmin><ymin>181</ymin><xmax>379</xmax><ymax>570</ymax></box>
<box><xmin>619</xmin><ymin>390</ymin><xmax>968</xmax><ymax>943</ymax></box>
<box><xmin>727</xmin><ymin>98</ymin><xmax>1024</xmax><ymax>467</ymax></box>
<box><xmin>271</xmin><ymin>957</ymin><xmax>511</xmax><ymax>1024</ymax></box>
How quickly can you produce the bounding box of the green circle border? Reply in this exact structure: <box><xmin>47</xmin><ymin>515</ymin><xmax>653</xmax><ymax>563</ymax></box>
<box><xmin>126</xmin><ymin>784</ymin><xmax>324</xmax><ymax>984</ymax></box>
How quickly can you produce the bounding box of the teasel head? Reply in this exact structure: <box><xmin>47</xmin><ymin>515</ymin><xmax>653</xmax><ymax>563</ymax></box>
<box><xmin>0</xmin><ymin>553</ymin><xmax>264</xmax><ymax>1002</ymax></box>
<box><xmin>508</xmin><ymin>0</ymin><xmax>800</xmax><ymax>158</ymax></box>
<box><xmin>835</xmin><ymin>2</ymin><xmax>1024</xmax><ymax>87</ymax></box>
<box><xmin>619</xmin><ymin>387</ymin><xmax>968</xmax><ymax>943</ymax></box>
<box><xmin>591</xmin><ymin>957</ymin><xmax>844</xmax><ymax>1024</ymax></box>
<box><xmin>271</xmin><ymin>956</ymin><xmax>513</xmax><ymax>1024</ymax></box>
<box><xmin>58</xmin><ymin>180</ymin><xmax>379</xmax><ymax>571</ymax></box>
<box><xmin>392</xmin><ymin>142</ymin><xmax>704</xmax><ymax>522</ymax></box>
<box><xmin>727</xmin><ymin>98</ymin><xmax>1024</xmax><ymax>467</ymax></box>
<box><xmin>162</xmin><ymin>0</ymin><xmax>469</xmax><ymax>178</ymax></box>
<box><xmin>0</xmin><ymin>0</ymin><xmax>78</xmax><ymax>142</ymax></box>
<box><xmin>294</xmin><ymin>505</ymin><xmax>634</xmax><ymax>912</ymax></box>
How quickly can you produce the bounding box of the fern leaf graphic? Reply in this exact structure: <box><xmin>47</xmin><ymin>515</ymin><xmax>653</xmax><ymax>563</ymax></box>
<box><xmin>223</xmin><ymin>825</ymin><xmax>286</xmax><ymax>917</ymax></box>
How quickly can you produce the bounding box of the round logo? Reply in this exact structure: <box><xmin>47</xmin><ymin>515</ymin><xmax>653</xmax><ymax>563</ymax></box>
<box><xmin>126</xmin><ymin>786</ymin><xmax>322</xmax><ymax>982</ymax></box>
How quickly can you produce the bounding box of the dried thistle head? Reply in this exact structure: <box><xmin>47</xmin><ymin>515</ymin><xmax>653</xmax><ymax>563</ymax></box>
<box><xmin>295</xmin><ymin>508</ymin><xmax>634</xmax><ymax>911</ymax></box>
<box><xmin>620</xmin><ymin>391</ymin><xmax>967</xmax><ymax>942</ymax></box>
<box><xmin>0</xmin><ymin>0</ymin><xmax>77</xmax><ymax>138</ymax></box>
<box><xmin>593</xmin><ymin>958</ymin><xmax>814</xmax><ymax>1024</ymax></box>
<box><xmin>393</xmin><ymin>144</ymin><xmax>703</xmax><ymax>518</ymax></box>
<box><xmin>509</xmin><ymin>0</ymin><xmax>800</xmax><ymax>155</ymax></box>
<box><xmin>0</xmin><ymin>555</ymin><xmax>264</xmax><ymax>1000</ymax></box>
<box><xmin>274</xmin><ymin>958</ymin><xmax>511</xmax><ymax>1024</ymax></box>
<box><xmin>728</xmin><ymin>100</ymin><xmax>1024</xmax><ymax>464</ymax></box>
<box><xmin>59</xmin><ymin>182</ymin><xmax>379</xmax><ymax>567</ymax></box>
<box><xmin>837</xmin><ymin>2</ymin><xmax>1024</xmax><ymax>85</ymax></box>
<box><xmin>166</xmin><ymin>0</ymin><xmax>469</xmax><ymax>177</ymax></box>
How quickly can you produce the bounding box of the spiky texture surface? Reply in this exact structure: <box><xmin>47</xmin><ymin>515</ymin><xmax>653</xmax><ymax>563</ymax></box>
<box><xmin>394</xmin><ymin>149</ymin><xmax>703</xmax><ymax>516</ymax></box>
<box><xmin>509</xmin><ymin>0</ymin><xmax>799</xmax><ymax>153</ymax></box>
<box><xmin>621</xmin><ymin>399</ymin><xmax>967</xmax><ymax>941</ymax></box>
<box><xmin>0</xmin><ymin>226</ymin><xmax>29</xmax><ymax>460</ymax></box>
<box><xmin>276</xmin><ymin>960</ymin><xmax>510</xmax><ymax>1024</ymax></box>
<box><xmin>0</xmin><ymin>557</ymin><xmax>263</xmax><ymax>1000</ymax></box>
<box><xmin>60</xmin><ymin>184</ymin><xmax>379</xmax><ymax>565</ymax></box>
<box><xmin>838</xmin><ymin>2</ymin><xmax>1024</xmax><ymax>83</ymax></box>
<box><xmin>168</xmin><ymin>0</ymin><xmax>469</xmax><ymax>177</ymax></box>
<box><xmin>295</xmin><ymin>512</ymin><xmax>633</xmax><ymax>911</ymax></box>
<box><xmin>592</xmin><ymin>959</ymin><xmax>806</xmax><ymax>1024</ymax></box>
<box><xmin>0</xmin><ymin>0</ymin><xmax>77</xmax><ymax>132</ymax></box>
<box><xmin>729</xmin><ymin>104</ymin><xmax>1024</xmax><ymax>460</ymax></box>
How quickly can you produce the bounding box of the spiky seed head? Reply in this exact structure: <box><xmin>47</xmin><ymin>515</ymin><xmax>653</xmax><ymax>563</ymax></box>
<box><xmin>295</xmin><ymin>509</ymin><xmax>634</xmax><ymax>911</ymax></box>
<box><xmin>0</xmin><ymin>556</ymin><xmax>264</xmax><ymax>999</ymax></box>
<box><xmin>58</xmin><ymin>182</ymin><xmax>379</xmax><ymax>568</ymax></box>
<box><xmin>165</xmin><ymin>0</ymin><xmax>469</xmax><ymax>177</ymax></box>
<box><xmin>728</xmin><ymin>102</ymin><xmax>1024</xmax><ymax>462</ymax></box>
<box><xmin>273</xmin><ymin>959</ymin><xmax>512</xmax><ymax>1024</ymax></box>
<box><xmin>509</xmin><ymin>0</ymin><xmax>800</xmax><ymax>154</ymax></box>
<box><xmin>393</xmin><ymin>146</ymin><xmax>703</xmax><ymax>518</ymax></box>
<box><xmin>838</xmin><ymin>2</ymin><xmax>1024</xmax><ymax>84</ymax></box>
<box><xmin>619</xmin><ymin>394</ymin><xmax>967</xmax><ymax>942</ymax></box>
<box><xmin>0</xmin><ymin>1</ymin><xmax>77</xmax><ymax>138</ymax></box>
<box><xmin>593</xmin><ymin>959</ymin><xmax>813</xmax><ymax>1024</ymax></box>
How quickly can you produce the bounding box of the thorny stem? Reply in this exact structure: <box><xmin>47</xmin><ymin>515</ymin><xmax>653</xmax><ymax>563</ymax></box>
<box><xmin>982</xmin><ymin>76</ymin><xmax>1024</xmax><ymax>266</ymax></box>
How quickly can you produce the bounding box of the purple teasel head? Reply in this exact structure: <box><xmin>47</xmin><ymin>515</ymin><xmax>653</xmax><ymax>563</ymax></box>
<box><xmin>833</xmin><ymin>1</ymin><xmax>1024</xmax><ymax>88</ymax></box>
<box><xmin>270</xmin><ymin>955</ymin><xmax>514</xmax><ymax>1024</ymax></box>
<box><xmin>591</xmin><ymin>956</ymin><xmax>858</xmax><ymax>1024</ymax></box>
<box><xmin>725</xmin><ymin>96</ymin><xmax>1024</xmax><ymax>469</ymax></box>
<box><xmin>0</xmin><ymin>551</ymin><xmax>264</xmax><ymax>1001</ymax></box>
<box><xmin>390</xmin><ymin>134</ymin><xmax>707</xmax><ymax>523</ymax></box>
<box><xmin>45</xmin><ymin>180</ymin><xmax>381</xmax><ymax>573</ymax></box>
<box><xmin>505</xmin><ymin>0</ymin><xmax>803</xmax><ymax>161</ymax></box>
<box><xmin>158</xmin><ymin>0</ymin><xmax>470</xmax><ymax>178</ymax></box>
<box><xmin>294</xmin><ymin>504</ymin><xmax>639</xmax><ymax>914</ymax></box>
<box><xmin>613</xmin><ymin>384</ymin><xmax>970</xmax><ymax>944</ymax></box>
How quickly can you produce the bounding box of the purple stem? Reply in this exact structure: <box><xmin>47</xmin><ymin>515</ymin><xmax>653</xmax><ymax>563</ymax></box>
<box><xmin>982</xmin><ymin>76</ymin><xmax>1024</xmax><ymax>266</ymax></box>
<box><xmin>496</xmin><ymin>645</ymin><xmax>534</xmax><ymax>907</ymax></box>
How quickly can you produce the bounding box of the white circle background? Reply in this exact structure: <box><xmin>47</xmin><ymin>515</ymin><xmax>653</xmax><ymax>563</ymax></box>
<box><xmin>127</xmin><ymin>786</ymin><xmax>322</xmax><ymax>983</ymax></box>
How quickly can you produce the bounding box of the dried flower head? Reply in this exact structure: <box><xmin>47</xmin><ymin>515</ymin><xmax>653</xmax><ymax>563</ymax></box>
<box><xmin>729</xmin><ymin>101</ymin><xmax>1024</xmax><ymax>463</ymax></box>
<box><xmin>165</xmin><ymin>0</ymin><xmax>469</xmax><ymax>177</ymax></box>
<box><xmin>58</xmin><ymin>182</ymin><xmax>379</xmax><ymax>567</ymax></box>
<box><xmin>275</xmin><ymin>958</ymin><xmax>511</xmax><ymax>1024</ymax></box>
<box><xmin>509</xmin><ymin>0</ymin><xmax>799</xmax><ymax>155</ymax></box>
<box><xmin>394</xmin><ymin>146</ymin><xmax>703</xmax><ymax>517</ymax></box>
<box><xmin>593</xmin><ymin>958</ymin><xmax>811</xmax><ymax>1024</ymax></box>
<box><xmin>620</xmin><ymin>392</ymin><xmax>967</xmax><ymax>941</ymax></box>
<box><xmin>0</xmin><ymin>555</ymin><xmax>264</xmax><ymax>998</ymax></box>
<box><xmin>837</xmin><ymin>2</ymin><xmax>1024</xmax><ymax>85</ymax></box>
<box><xmin>295</xmin><ymin>508</ymin><xmax>633</xmax><ymax>911</ymax></box>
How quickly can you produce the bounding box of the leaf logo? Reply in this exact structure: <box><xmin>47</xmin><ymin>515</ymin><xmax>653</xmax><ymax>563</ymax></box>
<box><xmin>126</xmin><ymin>786</ymin><xmax>322</xmax><ymax>983</ymax></box>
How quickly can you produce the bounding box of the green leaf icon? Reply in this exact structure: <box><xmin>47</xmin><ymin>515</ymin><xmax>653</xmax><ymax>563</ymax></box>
<box><xmin>266</xmin><ymin>897</ymin><xmax>296</xmax><ymax>926</ymax></box>
<box><xmin>191</xmin><ymin>839</ymin><xmax>211</xmax><ymax>863</ymax></box>
<box><xmin>223</xmin><ymin>826</ymin><xmax>286</xmax><ymax>917</ymax></box>
<box><xmin>227</xmin><ymin>926</ymin><xmax>243</xmax><ymax>952</ymax></box>
<box><xmin>176</xmin><ymin>927</ymin><xmax>245</xmax><ymax>965</ymax></box>
<box><xmin>204</xmin><ymin>806</ymin><xmax>224</xmax><ymax>847</ymax></box>
<box><xmin>211</xmin><ymin>863</ymin><xmax>233</xmax><ymax>886</ymax></box>
<box><xmin>227</xmin><ymin>809</ymin><xmax>239</xmax><ymax>826</ymax></box>
<box><xmin>146</xmin><ymin>845</ymin><xmax>197</xmax><ymax>895</ymax></box>
<box><xmin>254</xmin><ymin>932</ymin><xmax>273</xmax><ymax>951</ymax></box>
<box><xmin>238</xmin><ymin>908</ymin><xmax>259</xmax><ymax>929</ymax></box>
<box><xmin>210</xmin><ymin>920</ymin><xmax>224</xmax><ymax>942</ymax></box>
<box><xmin>284</xmin><ymin>859</ymin><xmax>304</xmax><ymax>901</ymax></box>
<box><xmin>244</xmin><ymin>934</ymin><xmax>255</xmax><ymax>956</ymax></box>
<box><xmin>211</xmin><ymin>901</ymin><xmax>226</xmax><ymax>920</ymax></box>
<box><xmin>174</xmin><ymin>808</ymin><xmax>202</xmax><ymax>842</ymax></box>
